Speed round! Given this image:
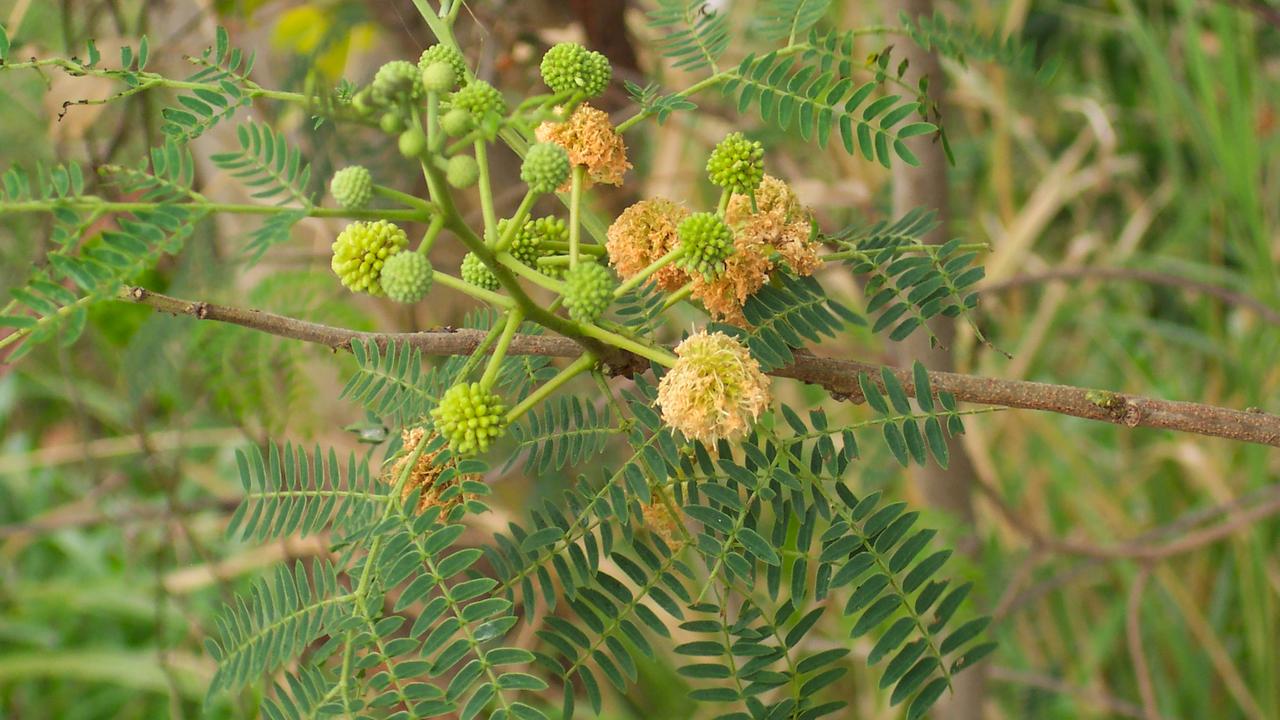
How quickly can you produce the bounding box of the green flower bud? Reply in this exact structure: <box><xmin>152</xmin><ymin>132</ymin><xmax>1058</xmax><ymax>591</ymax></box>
<box><xmin>539</xmin><ymin>42</ymin><xmax>612</xmax><ymax>97</ymax></box>
<box><xmin>329</xmin><ymin>166</ymin><xmax>373</xmax><ymax>210</ymax></box>
<box><xmin>421</xmin><ymin>62</ymin><xmax>457</xmax><ymax>93</ymax></box>
<box><xmin>460</xmin><ymin>252</ymin><xmax>500</xmax><ymax>291</ymax></box>
<box><xmin>446</xmin><ymin>155</ymin><xmax>480</xmax><ymax>188</ymax></box>
<box><xmin>380</xmin><ymin>112</ymin><xmax>406</xmax><ymax>134</ymax></box>
<box><xmin>706</xmin><ymin>132</ymin><xmax>765</xmax><ymax>195</ymax></box>
<box><xmin>380</xmin><ymin>251</ymin><xmax>434</xmax><ymax>303</ymax></box>
<box><xmin>418</xmin><ymin>44</ymin><xmax>468</xmax><ymax>85</ymax></box>
<box><xmin>441</xmin><ymin>107</ymin><xmax>473</xmax><ymax>137</ymax></box>
<box><xmin>563</xmin><ymin>261</ymin><xmax>616</xmax><ymax>324</ymax></box>
<box><xmin>675</xmin><ymin>212</ymin><xmax>735</xmax><ymax>281</ymax></box>
<box><xmin>449</xmin><ymin>80</ymin><xmax>506</xmax><ymax>120</ymax></box>
<box><xmin>520</xmin><ymin>142</ymin><xmax>571</xmax><ymax>195</ymax></box>
<box><xmin>505</xmin><ymin>216</ymin><xmax>567</xmax><ymax>268</ymax></box>
<box><xmin>372</xmin><ymin>60</ymin><xmax>423</xmax><ymax>102</ymax></box>
<box><xmin>431</xmin><ymin>382</ymin><xmax>507</xmax><ymax>455</ymax></box>
<box><xmin>399</xmin><ymin>127</ymin><xmax>428</xmax><ymax>158</ymax></box>
<box><xmin>331</xmin><ymin>220</ymin><xmax>409</xmax><ymax>296</ymax></box>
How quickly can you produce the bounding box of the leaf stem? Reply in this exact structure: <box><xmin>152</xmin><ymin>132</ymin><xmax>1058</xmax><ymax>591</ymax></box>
<box><xmin>505</xmin><ymin>353</ymin><xmax>597</xmax><ymax>423</ymax></box>
<box><xmin>432</xmin><ymin>271</ymin><xmax>515</xmax><ymax>309</ymax></box>
<box><xmin>480</xmin><ymin>308</ymin><xmax>524</xmax><ymax>390</ymax></box>
<box><xmin>569</xmin><ymin>165</ymin><xmax>585</xmax><ymax>268</ymax></box>
<box><xmin>613</xmin><ymin>246</ymin><xmax>684</xmax><ymax>298</ymax></box>
<box><xmin>474</xmin><ymin>140</ymin><xmax>499</xmax><ymax>244</ymax></box>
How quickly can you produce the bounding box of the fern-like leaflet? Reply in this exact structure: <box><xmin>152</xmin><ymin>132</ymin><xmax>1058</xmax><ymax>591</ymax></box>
<box><xmin>647</xmin><ymin>0</ymin><xmax>732</xmax><ymax>72</ymax></box>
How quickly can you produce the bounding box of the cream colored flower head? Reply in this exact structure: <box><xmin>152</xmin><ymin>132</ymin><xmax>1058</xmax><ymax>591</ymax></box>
<box><xmin>535</xmin><ymin>104</ymin><xmax>631</xmax><ymax>188</ymax></box>
<box><xmin>725</xmin><ymin>174</ymin><xmax>820</xmax><ymax>276</ymax></box>
<box><xmin>657</xmin><ymin>330</ymin><xmax>771</xmax><ymax>444</ymax></box>
<box><xmin>606</xmin><ymin>198</ymin><xmax>692</xmax><ymax>292</ymax></box>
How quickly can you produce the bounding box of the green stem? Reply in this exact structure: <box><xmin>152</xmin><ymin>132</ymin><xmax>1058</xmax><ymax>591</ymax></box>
<box><xmin>613</xmin><ymin>246</ymin><xmax>684</xmax><ymax>298</ymax></box>
<box><xmin>661</xmin><ymin>281</ymin><xmax>696</xmax><ymax>311</ymax></box>
<box><xmin>432</xmin><ymin>271</ymin><xmax>515</xmax><ymax>309</ymax></box>
<box><xmin>417</xmin><ymin>215</ymin><xmax>446</xmax><ymax>255</ymax></box>
<box><xmin>579</xmin><ymin>323</ymin><xmax>676</xmax><ymax>367</ymax></box>
<box><xmin>453</xmin><ymin>319</ymin><xmax>507</xmax><ymax>382</ymax></box>
<box><xmin>498</xmin><ymin>253</ymin><xmax>567</xmax><ymax>293</ymax></box>
<box><xmin>372</xmin><ymin>185</ymin><xmax>432</xmax><ymax>212</ymax></box>
<box><xmin>426</xmin><ymin>91</ymin><xmax>442</xmax><ymax>151</ymax></box>
<box><xmin>494</xmin><ymin>192</ymin><xmax>538</xmax><ymax>252</ymax></box>
<box><xmin>568</xmin><ymin>165</ymin><xmax>586</xmax><ymax>268</ymax></box>
<box><xmin>541</xmin><ymin>240</ymin><xmax>604</xmax><ymax>256</ymax></box>
<box><xmin>475</xmin><ymin>140</ymin><xmax>498</xmax><ymax>244</ymax></box>
<box><xmin>716</xmin><ymin>188</ymin><xmax>732</xmax><ymax>216</ymax></box>
<box><xmin>480</xmin><ymin>308</ymin><xmax>524</xmax><ymax>390</ymax></box>
<box><xmin>504</xmin><ymin>353</ymin><xmax>596</xmax><ymax>423</ymax></box>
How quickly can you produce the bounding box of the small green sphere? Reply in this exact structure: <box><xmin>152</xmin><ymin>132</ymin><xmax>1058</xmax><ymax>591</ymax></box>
<box><xmin>449</xmin><ymin>80</ymin><xmax>506</xmax><ymax>120</ymax></box>
<box><xmin>706</xmin><ymin>132</ymin><xmax>765</xmax><ymax>195</ymax></box>
<box><xmin>372</xmin><ymin>60</ymin><xmax>423</xmax><ymax>102</ymax></box>
<box><xmin>331</xmin><ymin>220</ymin><xmax>409</xmax><ymax>296</ymax></box>
<box><xmin>380</xmin><ymin>112</ymin><xmax>406</xmax><ymax>134</ymax></box>
<box><xmin>418</xmin><ymin>44</ymin><xmax>468</xmax><ymax>85</ymax></box>
<box><xmin>563</xmin><ymin>261</ymin><xmax>616</xmax><ymax>324</ymax></box>
<box><xmin>329</xmin><ymin>166</ymin><xmax>373</xmax><ymax>210</ymax></box>
<box><xmin>351</xmin><ymin>88</ymin><xmax>375</xmax><ymax>115</ymax></box>
<box><xmin>399</xmin><ymin>127</ymin><xmax>428</xmax><ymax>158</ymax></box>
<box><xmin>520</xmin><ymin>143</ymin><xmax>571</xmax><ymax>195</ymax></box>
<box><xmin>421</xmin><ymin>62</ymin><xmax>457</xmax><ymax>93</ymax></box>
<box><xmin>380</xmin><ymin>251</ymin><xmax>434</xmax><ymax>304</ymax></box>
<box><xmin>676</xmin><ymin>212</ymin><xmax>736</xmax><ymax>281</ymax></box>
<box><xmin>539</xmin><ymin>42</ymin><xmax>612</xmax><ymax>97</ymax></box>
<box><xmin>506</xmin><ymin>216</ymin><xmax>567</xmax><ymax>268</ymax></box>
<box><xmin>440</xmin><ymin>107</ymin><xmax>473</xmax><ymax>137</ymax></box>
<box><xmin>446</xmin><ymin>155</ymin><xmax>480</xmax><ymax>189</ymax></box>
<box><xmin>431</xmin><ymin>382</ymin><xmax>508</xmax><ymax>455</ymax></box>
<box><xmin>460</xmin><ymin>252</ymin><xmax>500</xmax><ymax>291</ymax></box>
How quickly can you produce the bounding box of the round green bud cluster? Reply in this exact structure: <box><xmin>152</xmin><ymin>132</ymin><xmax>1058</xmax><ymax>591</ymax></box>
<box><xmin>330</xmin><ymin>166</ymin><xmax>373</xmax><ymax>210</ymax></box>
<box><xmin>441</xmin><ymin>108</ymin><xmax>473</xmax><ymax>137</ymax></box>
<box><xmin>380</xmin><ymin>112</ymin><xmax>406</xmax><ymax>134</ymax></box>
<box><xmin>507</xmin><ymin>216</ymin><xmax>567</xmax><ymax>268</ymax></box>
<box><xmin>461</xmin><ymin>252</ymin><xmax>500</xmax><ymax>290</ymax></box>
<box><xmin>432</xmin><ymin>382</ymin><xmax>507</xmax><ymax>455</ymax></box>
<box><xmin>421</xmin><ymin>62</ymin><xmax>457</xmax><ymax>93</ymax></box>
<box><xmin>449</xmin><ymin>80</ymin><xmax>506</xmax><ymax>120</ymax></box>
<box><xmin>331</xmin><ymin>220</ymin><xmax>409</xmax><ymax>296</ymax></box>
<box><xmin>446</xmin><ymin>155</ymin><xmax>480</xmax><ymax>188</ymax></box>
<box><xmin>563</xmin><ymin>261</ymin><xmax>616</xmax><ymax>324</ymax></box>
<box><xmin>372</xmin><ymin>60</ymin><xmax>423</xmax><ymax>102</ymax></box>
<box><xmin>380</xmin><ymin>251</ymin><xmax>434</xmax><ymax>304</ymax></box>
<box><xmin>521</xmin><ymin>143</ymin><xmax>571</xmax><ymax>195</ymax></box>
<box><xmin>419</xmin><ymin>44</ymin><xmax>468</xmax><ymax>86</ymax></box>
<box><xmin>706</xmin><ymin>132</ymin><xmax>765</xmax><ymax>195</ymax></box>
<box><xmin>399</xmin><ymin>127</ymin><xmax>427</xmax><ymax>158</ymax></box>
<box><xmin>676</xmin><ymin>212</ymin><xmax>736</xmax><ymax>280</ymax></box>
<box><xmin>539</xmin><ymin>42</ymin><xmax>612</xmax><ymax>97</ymax></box>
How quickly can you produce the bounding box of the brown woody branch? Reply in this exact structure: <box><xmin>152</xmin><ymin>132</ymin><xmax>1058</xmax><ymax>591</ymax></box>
<box><xmin>120</xmin><ymin>287</ymin><xmax>1280</xmax><ymax>448</ymax></box>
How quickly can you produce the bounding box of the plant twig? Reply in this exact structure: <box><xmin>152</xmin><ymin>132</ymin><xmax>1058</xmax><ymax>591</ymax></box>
<box><xmin>117</xmin><ymin>287</ymin><xmax>1280</xmax><ymax>448</ymax></box>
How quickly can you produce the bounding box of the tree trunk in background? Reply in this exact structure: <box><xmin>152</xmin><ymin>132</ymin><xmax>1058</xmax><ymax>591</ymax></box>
<box><xmin>888</xmin><ymin>0</ymin><xmax>988</xmax><ymax>718</ymax></box>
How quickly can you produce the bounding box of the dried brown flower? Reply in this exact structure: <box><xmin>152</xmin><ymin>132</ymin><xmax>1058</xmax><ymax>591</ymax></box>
<box><xmin>386</xmin><ymin>428</ymin><xmax>476</xmax><ymax>514</ymax></box>
<box><xmin>606</xmin><ymin>198</ymin><xmax>692</xmax><ymax>292</ymax></box>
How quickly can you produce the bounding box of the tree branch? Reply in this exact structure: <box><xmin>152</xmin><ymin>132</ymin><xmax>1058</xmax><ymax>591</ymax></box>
<box><xmin>119</xmin><ymin>286</ymin><xmax>1280</xmax><ymax>448</ymax></box>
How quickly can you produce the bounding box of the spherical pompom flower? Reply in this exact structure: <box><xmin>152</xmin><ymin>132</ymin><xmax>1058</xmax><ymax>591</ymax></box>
<box><xmin>331</xmin><ymin>220</ymin><xmax>409</xmax><ymax>296</ymax></box>
<box><xmin>446</xmin><ymin>155</ymin><xmax>480</xmax><ymax>188</ymax></box>
<box><xmin>418</xmin><ymin>44</ymin><xmax>468</xmax><ymax>85</ymax></box>
<box><xmin>539</xmin><ymin>42</ymin><xmax>612</xmax><ymax>97</ymax></box>
<box><xmin>656</xmin><ymin>331</ymin><xmax>771</xmax><ymax>444</ymax></box>
<box><xmin>372</xmin><ymin>60</ymin><xmax>423</xmax><ymax>102</ymax></box>
<box><xmin>421</xmin><ymin>62</ymin><xmax>457</xmax><ymax>93</ymax></box>
<box><xmin>330</xmin><ymin>166</ymin><xmax>373</xmax><ymax>210</ymax></box>
<box><xmin>563</xmin><ymin>261</ymin><xmax>616</xmax><ymax>323</ymax></box>
<box><xmin>535</xmin><ymin>104</ymin><xmax>630</xmax><ymax>188</ymax></box>
<box><xmin>505</xmin><ymin>216</ymin><xmax>566</xmax><ymax>268</ymax></box>
<box><xmin>606</xmin><ymin>198</ymin><xmax>692</xmax><ymax>292</ymax></box>
<box><xmin>725</xmin><ymin>174</ymin><xmax>820</xmax><ymax>276</ymax></box>
<box><xmin>689</xmin><ymin>229</ymin><xmax>773</xmax><ymax>325</ymax></box>
<box><xmin>431</xmin><ymin>382</ymin><xmax>508</xmax><ymax>455</ymax></box>
<box><xmin>461</xmin><ymin>252</ymin><xmax>500</xmax><ymax>291</ymax></box>
<box><xmin>676</xmin><ymin>212</ymin><xmax>736</xmax><ymax>281</ymax></box>
<box><xmin>450</xmin><ymin>80</ymin><xmax>507</xmax><ymax>121</ymax></box>
<box><xmin>521</xmin><ymin>142</ymin><xmax>571</xmax><ymax>195</ymax></box>
<box><xmin>380</xmin><ymin>251</ymin><xmax>434</xmax><ymax>304</ymax></box>
<box><xmin>706</xmin><ymin>132</ymin><xmax>765</xmax><ymax>195</ymax></box>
